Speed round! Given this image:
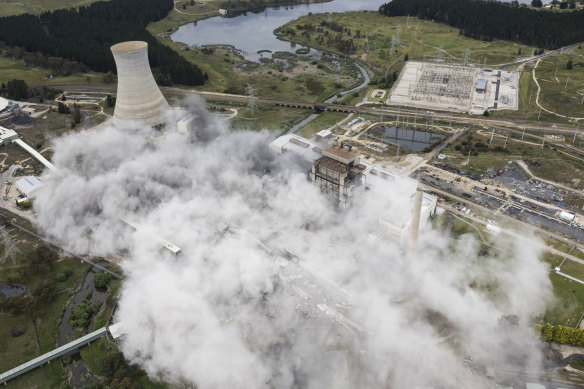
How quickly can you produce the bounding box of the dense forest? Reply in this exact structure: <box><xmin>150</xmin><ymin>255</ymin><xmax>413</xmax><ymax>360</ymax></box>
<box><xmin>220</xmin><ymin>0</ymin><xmax>322</xmax><ymax>16</ymax></box>
<box><xmin>0</xmin><ymin>0</ymin><xmax>205</xmax><ymax>86</ymax></box>
<box><xmin>379</xmin><ymin>0</ymin><xmax>584</xmax><ymax>49</ymax></box>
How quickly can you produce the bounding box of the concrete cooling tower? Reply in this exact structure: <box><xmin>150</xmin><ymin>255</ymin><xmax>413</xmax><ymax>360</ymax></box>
<box><xmin>110</xmin><ymin>41</ymin><xmax>170</xmax><ymax>128</ymax></box>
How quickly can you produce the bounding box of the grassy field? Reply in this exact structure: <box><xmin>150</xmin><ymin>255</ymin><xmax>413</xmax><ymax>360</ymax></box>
<box><xmin>147</xmin><ymin>0</ymin><xmax>224</xmax><ymax>36</ymax></box>
<box><xmin>438</xmin><ymin>128</ymin><xmax>584</xmax><ymax>189</ymax></box>
<box><xmin>297</xmin><ymin>111</ymin><xmax>349</xmax><ymax>138</ymax></box>
<box><xmin>545</xmin><ymin>271</ymin><xmax>584</xmax><ymax>327</ymax></box>
<box><xmin>230</xmin><ymin>105</ymin><xmax>311</xmax><ymax>132</ymax></box>
<box><xmin>275</xmin><ymin>13</ymin><xmax>536</xmax><ymax>79</ymax></box>
<box><xmin>0</xmin><ymin>0</ymin><xmax>106</xmax><ymax>17</ymax></box>
<box><xmin>0</xmin><ymin>257</ymin><xmax>90</xmax><ymax>370</ymax></box>
<box><xmin>533</xmin><ymin>53</ymin><xmax>584</xmax><ymax>118</ymax></box>
<box><xmin>0</xmin><ymin>55</ymin><xmax>103</xmax><ymax>86</ymax></box>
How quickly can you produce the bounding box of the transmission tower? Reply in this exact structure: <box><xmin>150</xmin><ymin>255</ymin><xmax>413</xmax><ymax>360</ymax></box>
<box><xmin>0</xmin><ymin>225</ymin><xmax>20</xmax><ymax>265</ymax></box>
<box><xmin>437</xmin><ymin>45</ymin><xmax>444</xmax><ymax>61</ymax></box>
<box><xmin>246</xmin><ymin>84</ymin><xmax>257</xmax><ymax>117</ymax></box>
<box><xmin>462</xmin><ymin>48</ymin><xmax>471</xmax><ymax>67</ymax></box>
<box><xmin>396</xmin><ymin>25</ymin><xmax>401</xmax><ymax>44</ymax></box>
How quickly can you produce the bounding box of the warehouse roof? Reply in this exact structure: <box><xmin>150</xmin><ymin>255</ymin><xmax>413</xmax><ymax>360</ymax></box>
<box><xmin>476</xmin><ymin>79</ymin><xmax>487</xmax><ymax>91</ymax></box>
<box><xmin>16</xmin><ymin>176</ymin><xmax>44</xmax><ymax>196</ymax></box>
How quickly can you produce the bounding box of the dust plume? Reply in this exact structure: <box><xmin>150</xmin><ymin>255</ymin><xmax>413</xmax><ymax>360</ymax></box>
<box><xmin>33</xmin><ymin>95</ymin><xmax>552</xmax><ymax>388</ymax></box>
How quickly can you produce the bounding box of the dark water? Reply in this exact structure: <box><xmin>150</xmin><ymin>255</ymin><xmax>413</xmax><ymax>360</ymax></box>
<box><xmin>171</xmin><ymin>0</ymin><xmax>385</xmax><ymax>62</ymax></box>
<box><xmin>172</xmin><ymin>0</ymin><xmax>530</xmax><ymax>62</ymax></box>
<box><xmin>57</xmin><ymin>264</ymin><xmax>108</xmax><ymax>346</ymax></box>
<box><xmin>381</xmin><ymin>126</ymin><xmax>444</xmax><ymax>151</ymax></box>
<box><xmin>0</xmin><ymin>282</ymin><xmax>25</xmax><ymax>298</ymax></box>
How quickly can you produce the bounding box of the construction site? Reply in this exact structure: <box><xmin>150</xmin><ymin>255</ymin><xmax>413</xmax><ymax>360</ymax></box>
<box><xmin>387</xmin><ymin>54</ymin><xmax>519</xmax><ymax>115</ymax></box>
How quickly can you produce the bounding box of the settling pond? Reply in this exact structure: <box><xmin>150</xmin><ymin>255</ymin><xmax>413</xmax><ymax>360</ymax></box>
<box><xmin>378</xmin><ymin>126</ymin><xmax>445</xmax><ymax>151</ymax></box>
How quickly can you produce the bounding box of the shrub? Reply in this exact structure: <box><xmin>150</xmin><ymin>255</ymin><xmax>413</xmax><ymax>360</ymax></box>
<box><xmin>69</xmin><ymin>301</ymin><xmax>96</xmax><ymax>328</ymax></box>
<box><xmin>93</xmin><ymin>272</ymin><xmax>112</xmax><ymax>289</ymax></box>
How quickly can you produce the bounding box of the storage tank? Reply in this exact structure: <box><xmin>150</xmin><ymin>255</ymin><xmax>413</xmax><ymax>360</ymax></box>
<box><xmin>110</xmin><ymin>41</ymin><xmax>170</xmax><ymax>128</ymax></box>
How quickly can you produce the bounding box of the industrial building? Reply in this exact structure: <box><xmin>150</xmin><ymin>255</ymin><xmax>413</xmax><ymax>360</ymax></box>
<box><xmin>15</xmin><ymin>176</ymin><xmax>44</xmax><ymax>198</ymax></box>
<box><xmin>270</xmin><ymin>134</ymin><xmax>437</xmax><ymax>243</ymax></box>
<box><xmin>475</xmin><ymin>79</ymin><xmax>487</xmax><ymax>92</ymax></box>
<box><xmin>308</xmin><ymin>142</ymin><xmax>364</xmax><ymax>209</ymax></box>
<box><xmin>387</xmin><ymin>59</ymin><xmax>519</xmax><ymax>114</ymax></box>
<box><xmin>0</xmin><ymin>126</ymin><xmax>18</xmax><ymax>146</ymax></box>
<box><xmin>110</xmin><ymin>41</ymin><xmax>170</xmax><ymax>129</ymax></box>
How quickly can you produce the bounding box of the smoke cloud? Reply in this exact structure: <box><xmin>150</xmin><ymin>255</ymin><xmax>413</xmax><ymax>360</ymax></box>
<box><xmin>34</xmin><ymin>95</ymin><xmax>553</xmax><ymax>388</ymax></box>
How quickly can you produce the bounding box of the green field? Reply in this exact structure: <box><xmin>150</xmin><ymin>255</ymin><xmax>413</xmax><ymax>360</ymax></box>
<box><xmin>229</xmin><ymin>105</ymin><xmax>311</xmax><ymax>132</ymax></box>
<box><xmin>0</xmin><ymin>257</ymin><xmax>90</xmax><ymax>370</ymax></box>
<box><xmin>275</xmin><ymin>13</ymin><xmax>536</xmax><ymax>79</ymax></box>
<box><xmin>438</xmin><ymin>128</ymin><xmax>584</xmax><ymax>189</ymax></box>
<box><xmin>297</xmin><ymin>111</ymin><xmax>349</xmax><ymax>138</ymax></box>
<box><xmin>0</xmin><ymin>55</ymin><xmax>103</xmax><ymax>86</ymax></box>
<box><xmin>533</xmin><ymin>53</ymin><xmax>584</xmax><ymax>118</ymax></box>
<box><xmin>0</xmin><ymin>0</ymin><xmax>106</xmax><ymax>17</ymax></box>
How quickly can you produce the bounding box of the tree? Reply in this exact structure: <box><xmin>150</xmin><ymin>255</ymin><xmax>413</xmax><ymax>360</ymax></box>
<box><xmin>72</xmin><ymin>103</ymin><xmax>82</xmax><ymax>124</ymax></box>
<box><xmin>69</xmin><ymin>301</ymin><xmax>96</xmax><ymax>328</ymax></box>
<box><xmin>404</xmin><ymin>53</ymin><xmax>409</xmax><ymax>61</ymax></box>
<box><xmin>559</xmin><ymin>1</ymin><xmax>568</xmax><ymax>8</ymax></box>
<box><xmin>517</xmin><ymin>48</ymin><xmax>522</xmax><ymax>56</ymax></box>
<box><xmin>483</xmin><ymin>110</ymin><xmax>490</xmax><ymax>116</ymax></box>
<box><xmin>511</xmin><ymin>0</ymin><xmax>519</xmax><ymax>7</ymax></box>
<box><xmin>93</xmin><ymin>272</ymin><xmax>112</xmax><ymax>289</ymax></box>
<box><xmin>102</xmin><ymin>71</ymin><xmax>115</xmax><ymax>84</ymax></box>
<box><xmin>57</xmin><ymin>102</ymin><xmax>70</xmax><ymax>114</ymax></box>
<box><xmin>31</xmin><ymin>246</ymin><xmax>57</xmax><ymax>266</ymax></box>
<box><xmin>531</xmin><ymin>0</ymin><xmax>542</xmax><ymax>7</ymax></box>
<box><xmin>105</xmin><ymin>94</ymin><xmax>116</xmax><ymax>107</ymax></box>
<box><xmin>567</xmin><ymin>59</ymin><xmax>573</xmax><ymax>70</ymax></box>
<box><xmin>6</xmin><ymin>79</ymin><xmax>28</xmax><ymax>100</ymax></box>
<box><xmin>543</xmin><ymin>322</ymin><xmax>553</xmax><ymax>341</ymax></box>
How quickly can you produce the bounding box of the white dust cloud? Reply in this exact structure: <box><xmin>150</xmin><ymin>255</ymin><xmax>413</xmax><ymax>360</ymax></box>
<box><xmin>34</xmin><ymin>96</ymin><xmax>552</xmax><ymax>388</ymax></box>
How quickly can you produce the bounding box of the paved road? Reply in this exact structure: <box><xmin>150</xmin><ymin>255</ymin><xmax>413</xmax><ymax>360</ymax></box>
<box><xmin>498</xmin><ymin>41</ymin><xmax>584</xmax><ymax>69</ymax></box>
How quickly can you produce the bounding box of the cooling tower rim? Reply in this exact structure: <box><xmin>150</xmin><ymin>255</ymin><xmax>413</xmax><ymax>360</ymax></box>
<box><xmin>111</xmin><ymin>41</ymin><xmax>148</xmax><ymax>53</ymax></box>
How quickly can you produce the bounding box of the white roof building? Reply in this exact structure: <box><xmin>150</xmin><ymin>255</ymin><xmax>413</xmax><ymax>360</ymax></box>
<box><xmin>15</xmin><ymin>176</ymin><xmax>44</xmax><ymax>198</ymax></box>
<box><xmin>0</xmin><ymin>97</ymin><xmax>8</xmax><ymax>112</ymax></box>
<box><xmin>0</xmin><ymin>126</ymin><xmax>18</xmax><ymax>146</ymax></box>
<box><xmin>270</xmin><ymin>134</ymin><xmax>437</xmax><ymax>242</ymax></box>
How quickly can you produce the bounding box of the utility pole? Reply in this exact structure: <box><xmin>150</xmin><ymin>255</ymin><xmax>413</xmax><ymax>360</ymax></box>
<box><xmin>246</xmin><ymin>84</ymin><xmax>257</xmax><ymax>117</ymax></box>
<box><xmin>490</xmin><ymin>128</ymin><xmax>494</xmax><ymax>144</ymax></box>
<box><xmin>538</xmin><ymin>107</ymin><xmax>542</xmax><ymax>121</ymax></box>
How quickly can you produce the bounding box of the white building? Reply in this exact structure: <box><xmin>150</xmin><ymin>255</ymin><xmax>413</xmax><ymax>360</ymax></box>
<box><xmin>0</xmin><ymin>126</ymin><xmax>18</xmax><ymax>146</ymax></box>
<box><xmin>15</xmin><ymin>176</ymin><xmax>44</xmax><ymax>198</ymax></box>
<box><xmin>270</xmin><ymin>134</ymin><xmax>437</xmax><ymax>242</ymax></box>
